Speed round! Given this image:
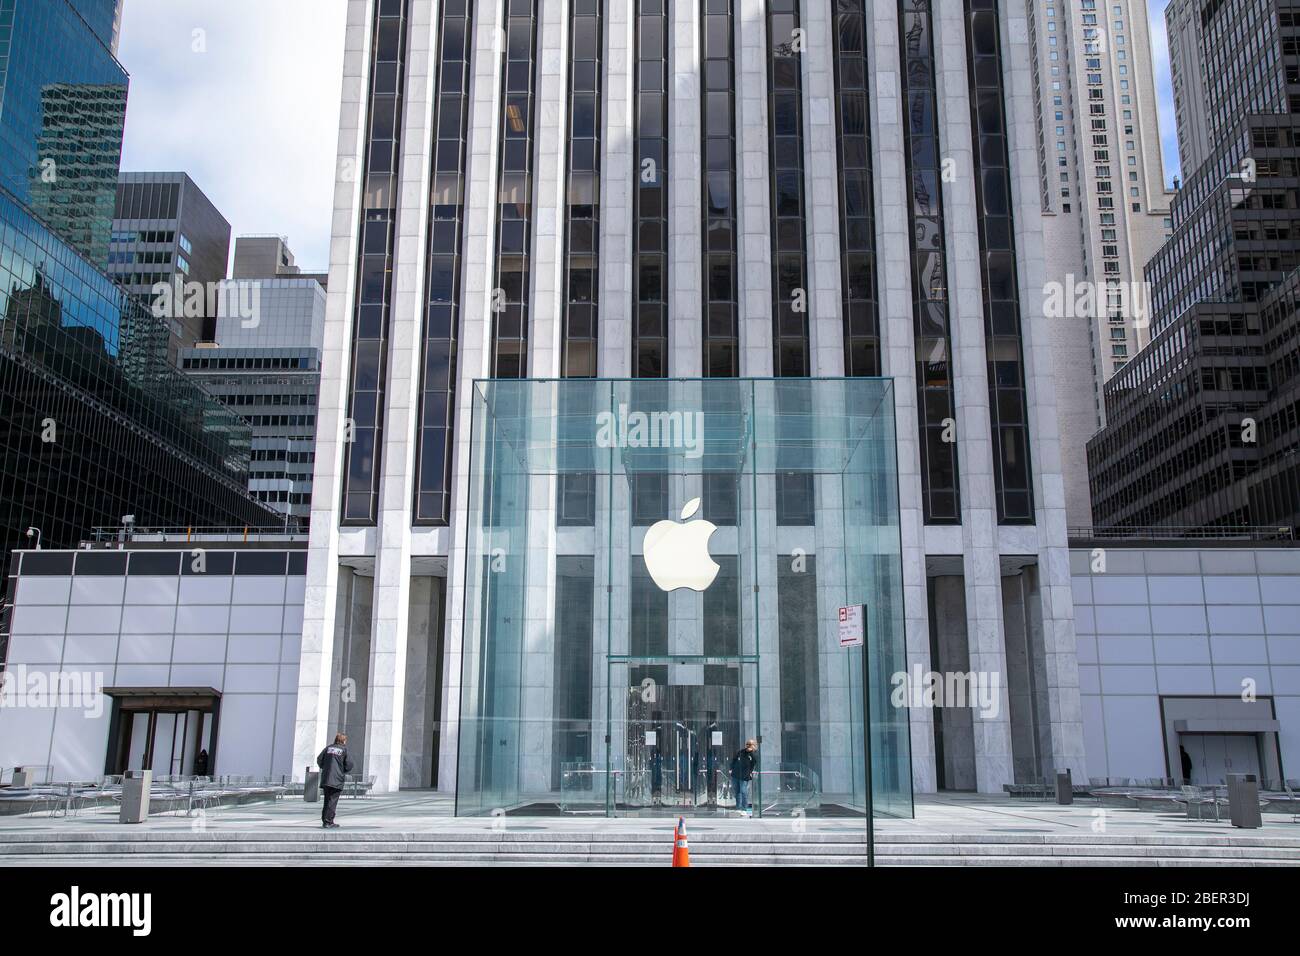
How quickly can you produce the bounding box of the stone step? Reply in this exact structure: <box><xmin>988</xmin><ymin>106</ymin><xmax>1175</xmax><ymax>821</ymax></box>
<box><xmin>4</xmin><ymin>828</ymin><xmax>1298</xmax><ymax>846</ymax></box>
<box><xmin>3</xmin><ymin>835</ymin><xmax>1298</xmax><ymax>866</ymax></box>
<box><xmin>2</xmin><ymin>850</ymin><xmax>1296</xmax><ymax>867</ymax></box>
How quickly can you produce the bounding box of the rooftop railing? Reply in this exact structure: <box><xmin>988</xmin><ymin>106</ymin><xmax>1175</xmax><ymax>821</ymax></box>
<box><xmin>82</xmin><ymin>525</ymin><xmax>308</xmax><ymax>546</ymax></box>
<box><xmin>1069</xmin><ymin>525</ymin><xmax>1294</xmax><ymax>542</ymax></box>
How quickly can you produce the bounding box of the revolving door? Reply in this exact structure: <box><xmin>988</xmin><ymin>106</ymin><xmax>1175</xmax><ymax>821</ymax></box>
<box><xmin>457</xmin><ymin>378</ymin><xmax>912</xmax><ymax>819</ymax></box>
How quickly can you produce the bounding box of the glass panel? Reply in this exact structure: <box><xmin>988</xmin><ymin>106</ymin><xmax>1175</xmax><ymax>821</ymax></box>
<box><xmin>458</xmin><ymin>379</ymin><xmax>911</xmax><ymax>824</ymax></box>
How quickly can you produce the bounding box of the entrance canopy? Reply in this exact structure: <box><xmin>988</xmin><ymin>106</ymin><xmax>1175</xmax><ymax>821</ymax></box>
<box><xmin>458</xmin><ymin>378</ymin><xmax>911</xmax><ymax>820</ymax></box>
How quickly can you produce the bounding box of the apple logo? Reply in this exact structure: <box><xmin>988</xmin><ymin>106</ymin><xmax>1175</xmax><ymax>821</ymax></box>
<box><xmin>642</xmin><ymin>497</ymin><xmax>720</xmax><ymax>593</ymax></box>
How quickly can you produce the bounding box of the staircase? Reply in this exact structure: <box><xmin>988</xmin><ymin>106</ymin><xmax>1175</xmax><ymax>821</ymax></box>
<box><xmin>2</xmin><ymin>829</ymin><xmax>1299</xmax><ymax>865</ymax></box>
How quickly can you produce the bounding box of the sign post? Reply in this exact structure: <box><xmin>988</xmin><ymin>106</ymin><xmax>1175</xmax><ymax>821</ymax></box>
<box><xmin>839</xmin><ymin>604</ymin><xmax>873</xmax><ymax>866</ymax></box>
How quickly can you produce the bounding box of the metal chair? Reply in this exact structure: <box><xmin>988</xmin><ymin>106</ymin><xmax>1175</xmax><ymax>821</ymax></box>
<box><xmin>1180</xmin><ymin>785</ymin><xmax>1220</xmax><ymax>821</ymax></box>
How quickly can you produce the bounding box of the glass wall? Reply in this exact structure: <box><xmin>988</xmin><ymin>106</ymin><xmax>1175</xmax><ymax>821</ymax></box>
<box><xmin>457</xmin><ymin>378</ymin><xmax>911</xmax><ymax>819</ymax></box>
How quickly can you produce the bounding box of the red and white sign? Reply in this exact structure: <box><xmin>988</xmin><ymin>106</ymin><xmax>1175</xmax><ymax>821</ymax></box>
<box><xmin>838</xmin><ymin>604</ymin><xmax>865</xmax><ymax>648</ymax></box>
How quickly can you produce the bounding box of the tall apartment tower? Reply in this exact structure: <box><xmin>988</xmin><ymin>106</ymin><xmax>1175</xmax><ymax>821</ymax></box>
<box><xmin>296</xmin><ymin>0</ymin><xmax>1088</xmax><ymax>807</ymax></box>
<box><xmin>1025</xmin><ymin>0</ymin><xmax>1174</xmax><ymax>525</ymax></box>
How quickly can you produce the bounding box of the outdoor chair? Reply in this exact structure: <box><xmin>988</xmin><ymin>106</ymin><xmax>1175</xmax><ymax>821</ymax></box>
<box><xmin>1181</xmin><ymin>785</ymin><xmax>1221</xmax><ymax>821</ymax></box>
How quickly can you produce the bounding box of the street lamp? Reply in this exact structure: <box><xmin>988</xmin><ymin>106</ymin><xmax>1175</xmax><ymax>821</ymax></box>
<box><xmin>24</xmin><ymin>527</ymin><xmax>41</xmax><ymax>551</ymax></box>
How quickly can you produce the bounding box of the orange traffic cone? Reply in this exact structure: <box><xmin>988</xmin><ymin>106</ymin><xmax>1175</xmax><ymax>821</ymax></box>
<box><xmin>672</xmin><ymin>816</ymin><xmax>691</xmax><ymax>867</ymax></box>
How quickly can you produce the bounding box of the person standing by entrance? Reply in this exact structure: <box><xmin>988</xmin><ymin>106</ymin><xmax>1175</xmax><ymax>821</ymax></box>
<box><xmin>731</xmin><ymin>739</ymin><xmax>758</xmax><ymax>815</ymax></box>
<box><xmin>317</xmin><ymin>733</ymin><xmax>353</xmax><ymax>829</ymax></box>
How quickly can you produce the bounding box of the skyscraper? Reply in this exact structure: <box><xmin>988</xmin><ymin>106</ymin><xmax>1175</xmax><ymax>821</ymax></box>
<box><xmin>0</xmin><ymin>0</ymin><xmax>127</xmax><ymax>266</ymax></box>
<box><xmin>109</xmin><ymin>172</ymin><xmax>233</xmax><ymax>350</ymax></box>
<box><xmin>295</xmin><ymin>0</ymin><xmax>1088</xmax><ymax>805</ymax></box>
<box><xmin>179</xmin><ymin>253</ymin><xmax>327</xmax><ymax>524</ymax></box>
<box><xmin>1025</xmin><ymin>0</ymin><xmax>1175</xmax><ymax>524</ymax></box>
<box><xmin>1087</xmin><ymin>0</ymin><xmax>1300</xmax><ymax>532</ymax></box>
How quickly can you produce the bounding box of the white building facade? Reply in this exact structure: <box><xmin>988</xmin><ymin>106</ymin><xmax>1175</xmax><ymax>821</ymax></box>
<box><xmin>293</xmin><ymin>0</ymin><xmax>1090</xmax><ymax>811</ymax></box>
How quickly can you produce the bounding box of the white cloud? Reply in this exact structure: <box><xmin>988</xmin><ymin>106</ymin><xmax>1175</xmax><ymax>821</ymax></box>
<box><xmin>117</xmin><ymin>0</ymin><xmax>347</xmax><ymax>272</ymax></box>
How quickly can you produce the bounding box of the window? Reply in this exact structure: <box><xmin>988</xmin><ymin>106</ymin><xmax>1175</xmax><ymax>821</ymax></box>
<box><xmin>490</xmin><ymin>1</ymin><xmax>540</xmax><ymax>379</ymax></box>
<box><xmin>701</xmin><ymin>0</ymin><xmax>738</xmax><ymax>378</ymax></box>
<box><xmin>834</xmin><ymin>0</ymin><xmax>880</xmax><ymax>376</ymax></box>
<box><xmin>341</xmin><ymin>0</ymin><xmax>409</xmax><ymax>524</ymax></box>
<box><xmin>414</xmin><ymin>0</ymin><xmax>474</xmax><ymax>524</ymax></box>
<box><xmin>964</xmin><ymin>0</ymin><xmax>1034</xmax><ymax>523</ymax></box>
<box><xmin>563</xmin><ymin>0</ymin><xmax>602</xmax><ymax>380</ymax></box>
<box><xmin>767</xmin><ymin>0</ymin><xmax>810</xmax><ymax>377</ymax></box>
<box><xmin>899</xmin><ymin>0</ymin><xmax>960</xmax><ymax>523</ymax></box>
<box><xmin>633</xmin><ymin>0</ymin><xmax>669</xmax><ymax>378</ymax></box>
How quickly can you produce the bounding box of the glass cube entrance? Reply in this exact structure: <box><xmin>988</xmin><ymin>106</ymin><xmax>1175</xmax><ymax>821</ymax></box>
<box><xmin>457</xmin><ymin>378</ymin><xmax>911</xmax><ymax>818</ymax></box>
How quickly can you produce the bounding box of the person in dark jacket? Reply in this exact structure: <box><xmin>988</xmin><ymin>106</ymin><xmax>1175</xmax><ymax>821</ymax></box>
<box><xmin>194</xmin><ymin>749</ymin><xmax>209</xmax><ymax>777</ymax></box>
<box><xmin>1179</xmin><ymin>745</ymin><xmax>1193</xmax><ymax>784</ymax></box>
<box><xmin>316</xmin><ymin>733</ymin><xmax>353</xmax><ymax>828</ymax></box>
<box><xmin>731</xmin><ymin>738</ymin><xmax>758</xmax><ymax>814</ymax></box>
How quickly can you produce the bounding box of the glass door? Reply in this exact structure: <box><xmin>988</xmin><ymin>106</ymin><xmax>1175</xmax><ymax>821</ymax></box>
<box><xmin>606</xmin><ymin>657</ymin><xmax>758</xmax><ymax>816</ymax></box>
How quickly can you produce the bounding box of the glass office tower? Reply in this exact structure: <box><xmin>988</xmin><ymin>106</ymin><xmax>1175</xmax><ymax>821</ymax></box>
<box><xmin>0</xmin><ymin>0</ymin><xmax>127</xmax><ymax>266</ymax></box>
<box><xmin>0</xmin><ymin>0</ymin><xmax>283</xmax><ymax>662</ymax></box>
<box><xmin>456</xmin><ymin>377</ymin><xmax>911</xmax><ymax>817</ymax></box>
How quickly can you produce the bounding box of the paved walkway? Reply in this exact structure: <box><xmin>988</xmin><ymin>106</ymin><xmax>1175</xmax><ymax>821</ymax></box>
<box><xmin>1</xmin><ymin>790</ymin><xmax>1296</xmax><ymax>839</ymax></box>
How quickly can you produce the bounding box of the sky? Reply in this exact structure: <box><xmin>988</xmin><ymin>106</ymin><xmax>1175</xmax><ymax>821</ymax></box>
<box><xmin>1146</xmin><ymin>0</ymin><xmax>1183</xmax><ymax>187</ymax></box>
<box><xmin>114</xmin><ymin>1</ymin><xmax>1184</xmax><ymax>274</ymax></box>
<box><xmin>116</xmin><ymin>0</ymin><xmax>348</xmax><ymax>272</ymax></box>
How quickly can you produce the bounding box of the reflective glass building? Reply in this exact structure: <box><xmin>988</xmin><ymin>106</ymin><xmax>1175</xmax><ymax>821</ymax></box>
<box><xmin>0</xmin><ymin>0</ymin><xmax>127</xmax><ymax>266</ymax></box>
<box><xmin>0</xmin><ymin>0</ymin><xmax>283</xmax><ymax>660</ymax></box>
